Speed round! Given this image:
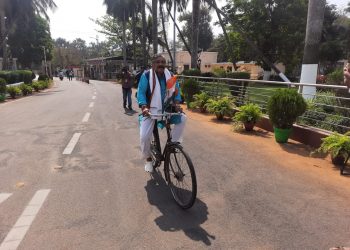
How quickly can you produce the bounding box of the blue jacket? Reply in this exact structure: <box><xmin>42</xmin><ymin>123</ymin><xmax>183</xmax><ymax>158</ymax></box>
<box><xmin>137</xmin><ymin>70</ymin><xmax>181</xmax><ymax>108</ymax></box>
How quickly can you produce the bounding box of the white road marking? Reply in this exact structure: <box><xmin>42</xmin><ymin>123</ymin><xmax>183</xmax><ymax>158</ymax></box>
<box><xmin>0</xmin><ymin>193</ymin><xmax>12</xmax><ymax>205</ymax></box>
<box><xmin>89</xmin><ymin>102</ymin><xmax>94</xmax><ymax>108</ymax></box>
<box><xmin>62</xmin><ymin>133</ymin><xmax>81</xmax><ymax>155</ymax></box>
<box><xmin>82</xmin><ymin>112</ymin><xmax>91</xmax><ymax>123</ymax></box>
<box><xmin>92</xmin><ymin>96</ymin><xmax>96</xmax><ymax>100</ymax></box>
<box><xmin>0</xmin><ymin>189</ymin><xmax>51</xmax><ymax>250</ymax></box>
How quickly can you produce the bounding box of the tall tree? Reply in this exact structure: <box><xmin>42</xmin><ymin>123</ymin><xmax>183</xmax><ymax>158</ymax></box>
<box><xmin>0</xmin><ymin>0</ymin><xmax>56</xmax><ymax>69</ymax></box>
<box><xmin>224</xmin><ymin>0</ymin><xmax>308</xmax><ymax>78</ymax></box>
<box><xmin>208</xmin><ymin>0</ymin><xmax>237</xmax><ymax>70</ymax></box>
<box><xmin>191</xmin><ymin>0</ymin><xmax>200</xmax><ymax>68</ymax></box>
<box><xmin>104</xmin><ymin>0</ymin><xmax>135</xmax><ymax>66</ymax></box>
<box><xmin>152</xmin><ymin>0</ymin><xmax>158</xmax><ymax>55</ymax></box>
<box><xmin>8</xmin><ymin>15</ymin><xmax>53</xmax><ymax>69</ymax></box>
<box><xmin>179</xmin><ymin>7</ymin><xmax>213</xmax><ymax>52</ymax></box>
<box><xmin>300</xmin><ymin>0</ymin><xmax>326</xmax><ymax>98</ymax></box>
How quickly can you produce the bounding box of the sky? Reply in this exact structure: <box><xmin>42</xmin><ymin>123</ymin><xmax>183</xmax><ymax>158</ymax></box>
<box><xmin>48</xmin><ymin>0</ymin><xmax>349</xmax><ymax>44</ymax></box>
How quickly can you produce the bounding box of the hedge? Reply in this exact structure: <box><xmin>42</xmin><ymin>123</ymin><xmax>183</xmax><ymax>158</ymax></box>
<box><xmin>0</xmin><ymin>70</ymin><xmax>33</xmax><ymax>84</ymax></box>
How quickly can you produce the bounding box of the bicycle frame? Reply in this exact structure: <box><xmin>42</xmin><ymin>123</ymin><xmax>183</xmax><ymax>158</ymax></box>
<box><xmin>150</xmin><ymin>113</ymin><xmax>181</xmax><ymax>164</ymax></box>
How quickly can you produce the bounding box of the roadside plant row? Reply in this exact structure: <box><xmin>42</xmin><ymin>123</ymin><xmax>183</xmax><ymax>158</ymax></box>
<box><xmin>181</xmin><ymin>77</ymin><xmax>350</xmax><ymax>174</ymax></box>
<box><xmin>0</xmin><ymin>75</ymin><xmax>52</xmax><ymax>102</ymax></box>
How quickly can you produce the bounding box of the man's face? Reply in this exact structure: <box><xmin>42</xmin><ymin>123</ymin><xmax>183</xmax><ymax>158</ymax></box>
<box><xmin>153</xmin><ymin>57</ymin><xmax>166</xmax><ymax>75</ymax></box>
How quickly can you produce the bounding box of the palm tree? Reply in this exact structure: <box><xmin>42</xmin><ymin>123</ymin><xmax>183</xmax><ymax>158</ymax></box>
<box><xmin>191</xmin><ymin>0</ymin><xmax>200</xmax><ymax>68</ymax></box>
<box><xmin>0</xmin><ymin>0</ymin><xmax>56</xmax><ymax>69</ymax></box>
<box><xmin>152</xmin><ymin>0</ymin><xmax>158</xmax><ymax>55</ymax></box>
<box><xmin>160</xmin><ymin>0</ymin><xmax>189</xmax><ymax>70</ymax></box>
<box><xmin>141</xmin><ymin>0</ymin><xmax>147</xmax><ymax>67</ymax></box>
<box><xmin>104</xmin><ymin>0</ymin><xmax>134</xmax><ymax>66</ymax></box>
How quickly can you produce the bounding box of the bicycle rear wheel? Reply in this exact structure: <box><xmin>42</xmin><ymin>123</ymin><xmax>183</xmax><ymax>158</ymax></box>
<box><xmin>164</xmin><ymin>144</ymin><xmax>197</xmax><ymax>209</ymax></box>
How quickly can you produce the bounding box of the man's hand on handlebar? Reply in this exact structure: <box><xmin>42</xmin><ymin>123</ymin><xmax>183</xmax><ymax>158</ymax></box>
<box><xmin>174</xmin><ymin>104</ymin><xmax>183</xmax><ymax>113</ymax></box>
<box><xmin>141</xmin><ymin>105</ymin><xmax>150</xmax><ymax>117</ymax></box>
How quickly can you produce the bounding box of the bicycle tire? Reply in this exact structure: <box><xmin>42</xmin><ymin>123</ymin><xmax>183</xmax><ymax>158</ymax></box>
<box><xmin>164</xmin><ymin>144</ymin><xmax>197</xmax><ymax>209</ymax></box>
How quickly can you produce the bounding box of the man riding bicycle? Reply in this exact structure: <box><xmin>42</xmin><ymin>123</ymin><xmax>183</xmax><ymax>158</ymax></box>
<box><xmin>137</xmin><ymin>55</ymin><xmax>187</xmax><ymax>173</ymax></box>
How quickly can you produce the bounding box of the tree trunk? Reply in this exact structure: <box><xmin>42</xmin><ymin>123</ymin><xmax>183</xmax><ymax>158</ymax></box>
<box><xmin>167</xmin><ymin>5</ymin><xmax>192</xmax><ymax>56</ymax></box>
<box><xmin>160</xmin><ymin>5</ymin><xmax>173</xmax><ymax>66</ymax></box>
<box><xmin>302</xmin><ymin>0</ymin><xmax>326</xmax><ymax>64</ymax></box>
<box><xmin>132</xmin><ymin>11</ymin><xmax>136</xmax><ymax>70</ymax></box>
<box><xmin>141</xmin><ymin>0</ymin><xmax>147</xmax><ymax>67</ymax></box>
<box><xmin>300</xmin><ymin>0</ymin><xmax>326</xmax><ymax>99</ymax></box>
<box><xmin>0</xmin><ymin>9</ymin><xmax>7</xmax><ymax>70</ymax></box>
<box><xmin>122</xmin><ymin>10</ymin><xmax>127</xmax><ymax>66</ymax></box>
<box><xmin>211</xmin><ymin>0</ymin><xmax>237</xmax><ymax>70</ymax></box>
<box><xmin>152</xmin><ymin>0</ymin><xmax>158</xmax><ymax>55</ymax></box>
<box><xmin>191</xmin><ymin>0</ymin><xmax>200</xmax><ymax>69</ymax></box>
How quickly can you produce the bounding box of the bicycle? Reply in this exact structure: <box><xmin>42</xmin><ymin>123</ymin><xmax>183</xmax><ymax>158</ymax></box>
<box><xmin>148</xmin><ymin>112</ymin><xmax>197</xmax><ymax>209</ymax></box>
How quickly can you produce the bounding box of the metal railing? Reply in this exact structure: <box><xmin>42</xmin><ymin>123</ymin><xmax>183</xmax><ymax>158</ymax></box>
<box><xmin>178</xmin><ymin>75</ymin><xmax>350</xmax><ymax>134</ymax></box>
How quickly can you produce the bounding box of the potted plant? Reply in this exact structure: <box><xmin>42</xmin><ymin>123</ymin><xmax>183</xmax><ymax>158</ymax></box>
<box><xmin>190</xmin><ymin>92</ymin><xmax>210</xmax><ymax>113</ymax></box>
<box><xmin>233</xmin><ymin>103</ymin><xmax>262</xmax><ymax>131</ymax></box>
<box><xmin>206</xmin><ymin>96</ymin><xmax>235</xmax><ymax>120</ymax></box>
<box><xmin>267</xmin><ymin>88</ymin><xmax>307</xmax><ymax>143</ymax></box>
<box><xmin>316</xmin><ymin>132</ymin><xmax>350</xmax><ymax>174</ymax></box>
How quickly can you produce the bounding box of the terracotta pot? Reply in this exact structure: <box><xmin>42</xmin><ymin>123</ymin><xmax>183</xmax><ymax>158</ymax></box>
<box><xmin>216</xmin><ymin>113</ymin><xmax>224</xmax><ymax>120</ymax></box>
<box><xmin>331</xmin><ymin>155</ymin><xmax>346</xmax><ymax>166</ymax></box>
<box><xmin>244</xmin><ymin>122</ymin><xmax>255</xmax><ymax>131</ymax></box>
<box><xmin>200</xmin><ymin>107</ymin><xmax>207</xmax><ymax>113</ymax></box>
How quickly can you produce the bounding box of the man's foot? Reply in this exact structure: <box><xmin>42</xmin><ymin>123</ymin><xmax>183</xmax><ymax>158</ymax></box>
<box><xmin>128</xmin><ymin>106</ymin><xmax>133</xmax><ymax>111</ymax></box>
<box><xmin>144</xmin><ymin>161</ymin><xmax>153</xmax><ymax>173</ymax></box>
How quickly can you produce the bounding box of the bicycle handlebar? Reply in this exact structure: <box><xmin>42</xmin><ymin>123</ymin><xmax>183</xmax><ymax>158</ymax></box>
<box><xmin>149</xmin><ymin>112</ymin><xmax>182</xmax><ymax>118</ymax></box>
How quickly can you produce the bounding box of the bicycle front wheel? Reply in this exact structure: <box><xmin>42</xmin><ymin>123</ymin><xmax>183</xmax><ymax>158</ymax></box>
<box><xmin>164</xmin><ymin>144</ymin><xmax>197</xmax><ymax>209</ymax></box>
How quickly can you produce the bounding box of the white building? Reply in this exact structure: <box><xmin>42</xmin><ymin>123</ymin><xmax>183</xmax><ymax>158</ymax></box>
<box><xmin>159</xmin><ymin>51</ymin><xmax>218</xmax><ymax>73</ymax></box>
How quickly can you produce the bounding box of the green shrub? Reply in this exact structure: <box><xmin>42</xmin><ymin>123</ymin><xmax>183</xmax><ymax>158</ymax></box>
<box><xmin>206</xmin><ymin>96</ymin><xmax>235</xmax><ymax>120</ymax></box>
<box><xmin>267</xmin><ymin>88</ymin><xmax>307</xmax><ymax>129</ymax></box>
<box><xmin>182</xmin><ymin>78</ymin><xmax>200</xmax><ymax>103</ymax></box>
<box><xmin>0</xmin><ymin>78</ymin><xmax>6</xmax><ymax>94</ymax></box>
<box><xmin>326</xmin><ymin>68</ymin><xmax>343</xmax><ymax>85</ymax></box>
<box><xmin>38</xmin><ymin>74</ymin><xmax>49</xmax><ymax>81</ymax></box>
<box><xmin>212</xmin><ymin>68</ymin><xmax>227</xmax><ymax>78</ymax></box>
<box><xmin>0</xmin><ymin>94</ymin><xmax>5</xmax><ymax>102</ymax></box>
<box><xmin>182</xmin><ymin>69</ymin><xmax>201</xmax><ymax>76</ymax></box>
<box><xmin>32</xmin><ymin>82</ymin><xmax>41</xmax><ymax>92</ymax></box>
<box><xmin>190</xmin><ymin>92</ymin><xmax>210</xmax><ymax>112</ymax></box>
<box><xmin>38</xmin><ymin>80</ymin><xmax>49</xmax><ymax>89</ymax></box>
<box><xmin>316</xmin><ymin>132</ymin><xmax>350</xmax><ymax>160</ymax></box>
<box><xmin>0</xmin><ymin>70</ymin><xmax>33</xmax><ymax>84</ymax></box>
<box><xmin>19</xmin><ymin>84</ymin><xmax>33</xmax><ymax>96</ymax></box>
<box><xmin>233</xmin><ymin>103</ymin><xmax>262</xmax><ymax>124</ymax></box>
<box><xmin>314</xmin><ymin>90</ymin><xmax>340</xmax><ymax>113</ymax></box>
<box><xmin>201</xmin><ymin>72</ymin><xmax>215</xmax><ymax>78</ymax></box>
<box><xmin>6</xmin><ymin>86</ymin><xmax>21</xmax><ymax>98</ymax></box>
<box><xmin>226</xmin><ymin>71</ymin><xmax>250</xmax><ymax>79</ymax></box>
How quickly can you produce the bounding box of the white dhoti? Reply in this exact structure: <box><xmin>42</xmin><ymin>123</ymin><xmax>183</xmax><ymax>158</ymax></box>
<box><xmin>140</xmin><ymin>114</ymin><xmax>187</xmax><ymax>159</ymax></box>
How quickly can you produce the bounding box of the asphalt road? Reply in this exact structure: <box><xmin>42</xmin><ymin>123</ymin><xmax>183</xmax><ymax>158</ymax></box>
<box><xmin>0</xmin><ymin>77</ymin><xmax>349</xmax><ymax>249</ymax></box>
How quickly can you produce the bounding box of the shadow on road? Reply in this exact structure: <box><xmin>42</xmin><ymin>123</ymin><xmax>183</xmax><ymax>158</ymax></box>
<box><xmin>145</xmin><ymin>170</ymin><xmax>215</xmax><ymax>246</ymax></box>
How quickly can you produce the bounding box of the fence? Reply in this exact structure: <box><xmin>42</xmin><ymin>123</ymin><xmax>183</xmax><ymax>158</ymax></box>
<box><xmin>178</xmin><ymin>75</ymin><xmax>350</xmax><ymax>134</ymax></box>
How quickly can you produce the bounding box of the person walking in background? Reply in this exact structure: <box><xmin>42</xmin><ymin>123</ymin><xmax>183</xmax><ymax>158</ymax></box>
<box><xmin>69</xmin><ymin>70</ymin><xmax>74</xmax><ymax>81</ymax></box>
<box><xmin>121</xmin><ymin>67</ymin><xmax>133</xmax><ymax>110</ymax></box>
